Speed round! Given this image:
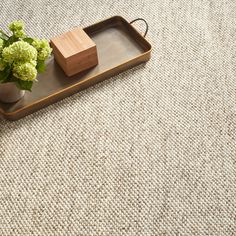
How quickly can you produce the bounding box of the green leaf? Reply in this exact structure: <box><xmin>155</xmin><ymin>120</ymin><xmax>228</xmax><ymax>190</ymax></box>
<box><xmin>23</xmin><ymin>37</ymin><xmax>34</xmax><ymax>44</ymax></box>
<box><xmin>5</xmin><ymin>35</ymin><xmax>18</xmax><ymax>47</ymax></box>
<box><xmin>0</xmin><ymin>30</ymin><xmax>9</xmax><ymax>41</ymax></box>
<box><xmin>15</xmin><ymin>79</ymin><xmax>33</xmax><ymax>91</ymax></box>
<box><xmin>36</xmin><ymin>60</ymin><xmax>46</xmax><ymax>73</ymax></box>
<box><xmin>0</xmin><ymin>66</ymin><xmax>11</xmax><ymax>83</ymax></box>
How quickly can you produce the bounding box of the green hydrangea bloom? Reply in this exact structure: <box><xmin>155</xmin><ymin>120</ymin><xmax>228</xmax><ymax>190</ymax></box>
<box><xmin>8</xmin><ymin>20</ymin><xmax>24</xmax><ymax>31</ymax></box>
<box><xmin>29</xmin><ymin>60</ymin><xmax>37</xmax><ymax>67</ymax></box>
<box><xmin>14</xmin><ymin>30</ymin><xmax>25</xmax><ymax>38</ymax></box>
<box><xmin>0</xmin><ymin>20</ymin><xmax>52</xmax><ymax>90</ymax></box>
<box><xmin>2</xmin><ymin>41</ymin><xmax>37</xmax><ymax>63</ymax></box>
<box><xmin>8</xmin><ymin>20</ymin><xmax>26</xmax><ymax>39</ymax></box>
<box><xmin>13</xmin><ymin>62</ymin><xmax>37</xmax><ymax>81</ymax></box>
<box><xmin>32</xmin><ymin>39</ymin><xmax>52</xmax><ymax>60</ymax></box>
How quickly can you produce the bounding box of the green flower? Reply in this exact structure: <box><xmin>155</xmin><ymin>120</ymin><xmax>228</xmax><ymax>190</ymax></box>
<box><xmin>13</xmin><ymin>62</ymin><xmax>37</xmax><ymax>81</ymax></box>
<box><xmin>8</xmin><ymin>20</ymin><xmax>26</xmax><ymax>39</ymax></box>
<box><xmin>2</xmin><ymin>41</ymin><xmax>37</xmax><ymax>63</ymax></box>
<box><xmin>0</xmin><ymin>20</ymin><xmax>51</xmax><ymax>90</ymax></box>
<box><xmin>0</xmin><ymin>39</ymin><xmax>4</xmax><ymax>53</ymax></box>
<box><xmin>29</xmin><ymin>60</ymin><xmax>37</xmax><ymax>67</ymax></box>
<box><xmin>8</xmin><ymin>20</ymin><xmax>24</xmax><ymax>31</ymax></box>
<box><xmin>32</xmin><ymin>39</ymin><xmax>52</xmax><ymax>60</ymax></box>
<box><xmin>14</xmin><ymin>30</ymin><xmax>25</xmax><ymax>38</ymax></box>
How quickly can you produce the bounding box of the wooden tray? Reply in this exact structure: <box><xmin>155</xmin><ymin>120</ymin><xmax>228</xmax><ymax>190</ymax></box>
<box><xmin>0</xmin><ymin>16</ymin><xmax>152</xmax><ymax>121</ymax></box>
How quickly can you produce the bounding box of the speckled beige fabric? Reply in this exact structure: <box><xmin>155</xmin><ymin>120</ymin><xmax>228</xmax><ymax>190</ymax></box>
<box><xmin>0</xmin><ymin>0</ymin><xmax>236</xmax><ymax>235</ymax></box>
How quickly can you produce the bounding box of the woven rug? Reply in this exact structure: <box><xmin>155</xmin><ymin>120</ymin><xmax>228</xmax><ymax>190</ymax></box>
<box><xmin>0</xmin><ymin>0</ymin><xmax>236</xmax><ymax>235</ymax></box>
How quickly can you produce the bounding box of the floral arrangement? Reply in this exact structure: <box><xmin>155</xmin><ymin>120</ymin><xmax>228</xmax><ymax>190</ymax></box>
<box><xmin>0</xmin><ymin>20</ymin><xmax>52</xmax><ymax>91</ymax></box>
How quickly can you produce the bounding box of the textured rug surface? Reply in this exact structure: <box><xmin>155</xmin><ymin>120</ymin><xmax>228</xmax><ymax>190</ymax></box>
<box><xmin>0</xmin><ymin>0</ymin><xmax>236</xmax><ymax>235</ymax></box>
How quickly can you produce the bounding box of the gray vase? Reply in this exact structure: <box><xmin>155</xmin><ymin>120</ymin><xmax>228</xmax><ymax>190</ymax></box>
<box><xmin>0</xmin><ymin>82</ymin><xmax>25</xmax><ymax>103</ymax></box>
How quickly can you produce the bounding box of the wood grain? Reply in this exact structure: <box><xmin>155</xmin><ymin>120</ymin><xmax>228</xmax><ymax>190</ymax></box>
<box><xmin>50</xmin><ymin>27</ymin><xmax>98</xmax><ymax>76</ymax></box>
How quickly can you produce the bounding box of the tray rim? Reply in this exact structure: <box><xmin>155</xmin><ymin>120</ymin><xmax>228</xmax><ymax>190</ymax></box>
<box><xmin>0</xmin><ymin>15</ymin><xmax>152</xmax><ymax>120</ymax></box>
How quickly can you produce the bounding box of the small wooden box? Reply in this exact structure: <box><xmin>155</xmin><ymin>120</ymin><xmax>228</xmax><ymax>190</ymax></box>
<box><xmin>50</xmin><ymin>27</ymin><xmax>98</xmax><ymax>76</ymax></box>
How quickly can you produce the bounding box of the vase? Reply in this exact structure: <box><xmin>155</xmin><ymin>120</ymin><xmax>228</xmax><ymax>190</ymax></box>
<box><xmin>0</xmin><ymin>82</ymin><xmax>25</xmax><ymax>103</ymax></box>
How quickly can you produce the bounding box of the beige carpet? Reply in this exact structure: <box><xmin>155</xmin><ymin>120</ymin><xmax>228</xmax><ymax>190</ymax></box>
<box><xmin>0</xmin><ymin>0</ymin><xmax>236</xmax><ymax>235</ymax></box>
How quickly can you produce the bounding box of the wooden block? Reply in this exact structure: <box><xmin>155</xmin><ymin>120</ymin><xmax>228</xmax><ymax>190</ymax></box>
<box><xmin>50</xmin><ymin>27</ymin><xmax>98</xmax><ymax>76</ymax></box>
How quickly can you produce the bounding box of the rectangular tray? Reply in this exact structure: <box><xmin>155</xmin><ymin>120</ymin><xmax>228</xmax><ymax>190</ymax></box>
<box><xmin>0</xmin><ymin>16</ymin><xmax>152</xmax><ymax>121</ymax></box>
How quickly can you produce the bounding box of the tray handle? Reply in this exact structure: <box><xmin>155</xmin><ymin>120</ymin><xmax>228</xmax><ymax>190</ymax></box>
<box><xmin>130</xmin><ymin>18</ymin><xmax>149</xmax><ymax>38</ymax></box>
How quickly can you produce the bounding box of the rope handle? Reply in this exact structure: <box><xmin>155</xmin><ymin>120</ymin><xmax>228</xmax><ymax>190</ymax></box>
<box><xmin>130</xmin><ymin>18</ymin><xmax>149</xmax><ymax>37</ymax></box>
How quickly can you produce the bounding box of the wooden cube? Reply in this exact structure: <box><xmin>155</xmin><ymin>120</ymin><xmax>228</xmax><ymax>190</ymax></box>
<box><xmin>50</xmin><ymin>27</ymin><xmax>98</xmax><ymax>76</ymax></box>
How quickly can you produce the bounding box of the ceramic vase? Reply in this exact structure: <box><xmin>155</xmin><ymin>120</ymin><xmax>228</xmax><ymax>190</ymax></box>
<box><xmin>0</xmin><ymin>82</ymin><xmax>25</xmax><ymax>103</ymax></box>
